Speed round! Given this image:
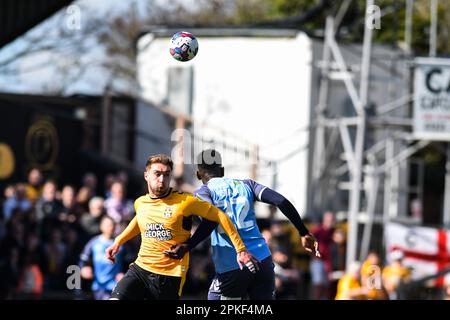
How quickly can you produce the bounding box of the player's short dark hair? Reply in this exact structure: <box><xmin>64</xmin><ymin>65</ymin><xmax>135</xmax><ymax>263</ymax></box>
<box><xmin>146</xmin><ymin>154</ymin><xmax>173</xmax><ymax>170</ymax></box>
<box><xmin>197</xmin><ymin>149</ymin><xmax>222</xmax><ymax>170</ymax></box>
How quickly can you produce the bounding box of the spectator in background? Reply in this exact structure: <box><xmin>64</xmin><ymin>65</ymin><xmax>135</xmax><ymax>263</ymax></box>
<box><xmin>80</xmin><ymin>197</ymin><xmax>105</xmax><ymax>239</ymax></box>
<box><xmin>3</xmin><ymin>184</ymin><xmax>15</xmax><ymax>200</ymax></box>
<box><xmin>335</xmin><ymin>262</ymin><xmax>368</xmax><ymax>300</ymax></box>
<box><xmin>25</xmin><ymin>168</ymin><xmax>43</xmax><ymax>203</ymax></box>
<box><xmin>3</xmin><ymin>183</ymin><xmax>32</xmax><ymax>222</ymax></box>
<box><xmin>310</xmin><ymin>211</ymin><xmax>335</xmax><ymax>299</ymax></box>
<box><xmin>329</xmin><ymin>228</ymin><xmax>347</xmax><ymax>298</ymax></box>
<box><xmin>269</xmin><ymin>221</ymin><xmax>294</xmax><ymax>255</ymax></box>
<box><xmin>16</xmin><ymin>255</ymin><xmax>44</xmax><ymax>300</ymax></box>
<box><xmin>79</xmin><ymin>216</ymin><xmax>125</xmax><ymax>300</ymax></box>
<box><xmin>103</xmin><ymin>174</ymin><xmax>116</xmax><ymax>199</ymax></box>
<box><xmin>76</xmin><ymin>186</ymin><xmax>94</xmax><ymax>214</ymax></box>
<box><xmin>58</xmin><ymin>185</ymin><xmax>79</xmax><ymax>226</ymax></box>
<box><xmin>330</xmin><ymin>228</ymin><xmax>347</xmax><ymax>271</ymax></box>
<box><xmin>272</xmin><ymin>246</ymin><xmax>300</xmax><ymax>299</ymax></box>
<box><xmin>23</xmin><ymin>233</ymin><xmax>47</xmax><ymax>276</ymax></box>
<box><xmin>35</xmin><ymin>180</ymin><xmax>64</xmax><ymax>239</ymax></box>
<box><xmin>0</xmin><ymin>247</ymin><xmax>21</xmax><ymax>299</ymax></box>
<box><xmin>1</xmin><ymin>185</ymin><xmax>15</xmax><ymax>238</ymax></box>
<box><xmin>410</xmin><ymin>198</ymin><xmax>423</xmax><ymax>222</ymax></box>
<box><xmin>82</xmin><ymin>172</ymin><xmax>98</xmax><ymax>196</ymax></box>
<box><xmin>0</xmin><ymin>169</ymin><xmax>138</xmax><ymax>300</ymax></box>
<box><xmin>64</xmin><ymin>227</ymin><xmax>84</xmax><ymax>267</ymax></box>
<box><xmin>261</xmin><ymin>228</ymin><xmax>273</xmax><ymax>251</ymax></box>
<box><xmin>382</xmin><ymin>250</ymin><xmax>411</xmax><ymax>300</ymax></box>
<box><xmin>44</xmin><ymin>229</ymin><xmax>67</xmax><ymax>290</ymax></box>
<box><xmin>444</xmin><ymin>284</ymin><xmax>450</xmax><ymax>300</ymax></box>
<box><xmin>1</xmin><ymin>213</ymin><xmax>26</xmax><ymax>256</ymax></box>
<box><xmin>256</xmin><ymin>205</ymin><xmax>277</xmax><ymax>232</ymax></box>
<box><xmin>360</xmin><ymin>251</ymin><xmax>387</xmax><ymax>300</ymax></box>
<box><xmin>104</xmin><ymin>181</ymin><xmax>133</xmax><ymax>225</ymax></box>
<box><xmin>117</xmin><ymin>170</ymin><xmax>128</xmax><ymax>183</ymax></box>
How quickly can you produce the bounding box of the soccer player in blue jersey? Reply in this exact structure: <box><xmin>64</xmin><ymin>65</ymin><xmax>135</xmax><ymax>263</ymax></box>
<box><xmin>164</xmin><ymin>149</ymin><xmax>320</xmax><ymax>300</ymax></box>
<box><xmin>79</xmin><ymin>216</ymin><xmax>126</xmax><ymax>300</ymax></box>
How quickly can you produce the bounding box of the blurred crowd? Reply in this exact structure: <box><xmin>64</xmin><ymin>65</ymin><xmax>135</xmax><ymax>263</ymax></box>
<box><xmin>1</xmin><ymin>169</ymin><xmax>449</xmax><ymax>300</ymax></box>
<box><xmin>0</xmin><ymin>168</ymin><xmax>139</xmax><ymax>299</ymax></box>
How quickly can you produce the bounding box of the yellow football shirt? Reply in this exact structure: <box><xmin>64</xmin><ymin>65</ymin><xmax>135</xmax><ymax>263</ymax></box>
<box><xmin>114</xmin><ymin>189</ymin><xmax>246</xmax><ymax>279</ymax></box>
<box><xmin>335</xmin><ymin>275</ymin><xmax>364</xmax><ymax>300</ymax></box>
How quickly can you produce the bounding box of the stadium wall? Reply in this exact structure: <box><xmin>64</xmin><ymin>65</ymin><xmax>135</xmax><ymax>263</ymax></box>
<box><xmin>136</xmin><ymin>28</ymin><xmax>312</xmax><ymax>219</ymax></box>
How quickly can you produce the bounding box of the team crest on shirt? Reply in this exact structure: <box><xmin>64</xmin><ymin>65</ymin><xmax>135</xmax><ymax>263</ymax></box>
<box><xmin>164</xmin><ymin>207</ymin><xmax>173</xmax><ymax>218</ymax></box>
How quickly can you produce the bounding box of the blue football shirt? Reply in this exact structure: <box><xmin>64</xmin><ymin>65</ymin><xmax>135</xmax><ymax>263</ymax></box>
<box><xmin>79</xmin><ymin>235</ymin><xmax>124</xmax><ymax>291</ymax></box>
<box><xmin>195</xmin><ymin>177</ymin><xmax>271</xmax><ymax>273</ymax></box>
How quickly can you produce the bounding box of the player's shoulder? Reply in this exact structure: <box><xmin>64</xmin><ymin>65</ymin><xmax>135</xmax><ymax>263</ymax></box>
<box><xmin>169</xmin><ymin>188</ymin><xmax>192</xmax><ymax>199</ymax></box>
<box><xmin>134</xmin><ymin>194</ymin><xmax>149</xmax><ymax>207</ymax></box>
<box><xmin>228</xmin><ymin>178</ymin><xmax>258</xmax><ymax>191</ymax></box>
<box><xmin>194</xmin><ymin>183</ymin><xmax>209</xmax><ymax>195</ymax></box>
<box><xmin>228</xmin><ymin>178</ymin><xmax>253</xmax><ymax>185</ymax></box>
<box><xmin>84</xmin><ymin>235</ymin><xmax>100</xmax><ymax>248</ymax></box>
<box><xmin>193</xmin><ymin>184</ymin><xmax>214</xmax><ymax>202</ymax></box>
<box><xmin>239</xmin><ymin>178</ymin><xmax>258</xmax><ymax>185</ymax></box>
<box><xmin>172</xmin><ymin>189</ymin><xmax>209</xmax><ymax>208</ymax></box>
<box><xmin>134</xmin><ymin>194</ymin><xmax>147</xmax><ymax>203</ymax></box>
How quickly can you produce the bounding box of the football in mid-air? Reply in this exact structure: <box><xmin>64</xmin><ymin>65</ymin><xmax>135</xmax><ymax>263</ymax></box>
<box><xmin>169</xmin><ymin>31</ymin><xmax>198</xmax><ymax>62</ymax></box>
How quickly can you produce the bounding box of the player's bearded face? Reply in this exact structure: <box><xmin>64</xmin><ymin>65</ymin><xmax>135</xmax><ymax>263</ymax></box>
<box><xmin>145</xmin><ymin>163</ymin><xmax>172</xmax><ymax>196</ymax></box>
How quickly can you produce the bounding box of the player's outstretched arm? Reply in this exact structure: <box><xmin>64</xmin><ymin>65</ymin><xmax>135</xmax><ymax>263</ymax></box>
<box><xmin>79</xmin><ymin>239</ymin><xmax>95</xmax><ymax>278</ymax></box>
<box><xmin>106</xmin><ymin>243</ymin><xmax>120</xmax><ymax>263</ymax></box>
<box><xmin>258</xmin><ymin>185</ymin><xmax>321</xmax><ymax>258</ymax></box>
<box><xmin>106</xmin><ymin>217</ymin><xmax>140</xmax><ymax>263</ymax></box>
<box><xmin>236</xmin><ymin>250</ymin><xmax>260</xmax><ymax>273</ymax></box>
<box><xmin>301</xmin><ymin>233</ymin><xmax>321</xmax><ymax>258</ymax></box>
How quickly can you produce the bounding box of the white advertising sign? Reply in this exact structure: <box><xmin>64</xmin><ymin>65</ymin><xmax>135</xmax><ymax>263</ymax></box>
<box><xmin>414</xmin><ymin>58</ymin><xmax>450</xmax><ymax>141</ymax></box>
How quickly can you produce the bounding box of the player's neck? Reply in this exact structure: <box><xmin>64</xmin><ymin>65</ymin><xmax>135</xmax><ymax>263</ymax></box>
<box><xmin>202</xmin><ymin>174</ymin><xmax>221</xmax><ymax>184</ymax></box>
<box><xmin>148</xmin><ymin>187</ymin><xmax>171</xmax><ymax>199</ymax></box>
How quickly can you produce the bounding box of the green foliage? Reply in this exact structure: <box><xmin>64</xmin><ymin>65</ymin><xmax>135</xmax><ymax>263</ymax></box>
<box><xmin>200</xmin><ymin>0</ymin><xmax>450</xmax><ymax>55</ymax></box>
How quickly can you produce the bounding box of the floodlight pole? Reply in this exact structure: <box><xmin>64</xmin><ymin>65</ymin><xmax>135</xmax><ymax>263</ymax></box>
<box><xmin>405</xmin><ymin>0</ymin><xmax>414</xmax><ymax>55</ymax></box>
<box><xmin>430</xmin><ymin>0</ymin><xmax>438</xmax><ymax>57</ymax></box>
<box><xmin>311</xmin><ymin>0</ymin><xmax>353</xmax><ymax>215</ymax></box>
<box><xmin>443</xmin><ymin>144</ymin><xmax>450</xmax><ymax>228</ymax></box>
<box><xmin>311</xmin><ymin>16</ymin><xmax>333</xmax><ymax>213</ymax></box>
<box><xmin>346</xmin><ymin>0</ymin><xmax>374</xmax><ymax>267</ymax></box>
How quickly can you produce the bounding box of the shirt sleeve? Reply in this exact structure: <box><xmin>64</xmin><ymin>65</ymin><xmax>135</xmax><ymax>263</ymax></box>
<box><xmin>242</xmin><ymin>179</ymin><xmax>267</xmax><ymax>201</ymax></box>
<box><xmin>114</xmin><ymin>216</ymin><xmax>140</xmax><ymax>246</ymax></box>
<box><xmin>259</xmin><ymin>186</ymin><xmax>310</xmax><ymax>236</ymax></box>
<box><xmin>79</xmin><ymin>238</ymin><xmax>94</xmax><ymax>268</ymax></box>
<box><xmin>185</xmin><ymin>219</ymin><xmax>217</xmax><ymax>250</ymax></box>
<box><xmin>185</xmin><ymin>196</ymin><xmax>247</xmax><ymax>253</ymax></box>
<box><xmin>194</xmin><ymin>184</ymin><xmax>213</xmax><ymax>204</ymax></box>
<box><xmin>187</xmin><ymin>186</ymin><xmax>218</xmax><ymax>250</ymax></box>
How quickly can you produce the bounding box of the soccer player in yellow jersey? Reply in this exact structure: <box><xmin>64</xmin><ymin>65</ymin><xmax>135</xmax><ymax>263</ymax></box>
<box><xmin>105</xmin><ymin>154</ymin><xmax>258</xmax><ymax>300</ymax></box>
<box><xmin>335</xmin><ymin>262</ymin><xmax>368</xmax><ymax>300</ymax></box>
<box><xmin>382</xmin><ymin>250</ymin><xmax>411</xmax><ymax>299</ymax></box>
